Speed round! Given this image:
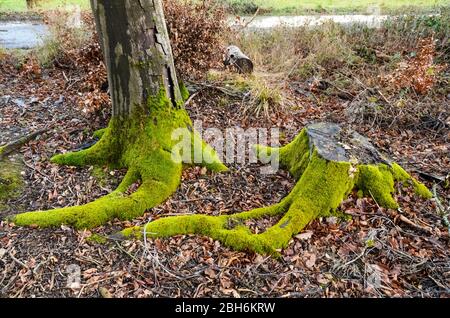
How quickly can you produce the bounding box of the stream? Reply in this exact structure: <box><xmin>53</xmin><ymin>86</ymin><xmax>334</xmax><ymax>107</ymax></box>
<box><xmin>0</xmin><ymin>21</ymin><xmax>48</xmax><ymax>49</ymax></box>
<box><xmin>0</xmin><ymin>14</ymin><xmax>427</xmax><ymax>49</ymax></box>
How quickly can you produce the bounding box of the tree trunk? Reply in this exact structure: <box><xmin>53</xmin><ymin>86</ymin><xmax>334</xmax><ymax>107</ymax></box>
<box><xmin>91</xmin><ymin>0</ymin><xmax>182</xmax><ymax>116</ymax></box>
<box><xmin>10</xmin><ymin>0</ymin><xmax>226</xmax><ymax>229</ymax></box>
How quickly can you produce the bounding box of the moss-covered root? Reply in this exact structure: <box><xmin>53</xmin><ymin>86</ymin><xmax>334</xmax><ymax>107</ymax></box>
<box><xmin>121</xmin><ymin>128</ymin><xmax>432</xmax><ymax>256</ymax></box>
<box><xmin>9</xmin><ymin>89</ymin><xmax>228</xmax><ymax>229</ymax></box>
<box><xmin>190</xmin><ymin>131</ymin><xmax>228</xmax><ymax>173</ymax></box>
<box><xmin>121</xmin><ymin>152</ymin><xmax>354</xmax><ymax>255</ymax></box>
<box><xmin>50</xmin><ymin>127</ymin><xmax>116</xmax><ymax>167</ymax></box>
<box><xmin>10</xmin><ymin>156</ymin><xmax>182</xmax><ymax>228</ymax></box>
<box><xmin>356</xmin><ymin>163</ymin><xmax>432</xmax><ymax>209</ymax></box>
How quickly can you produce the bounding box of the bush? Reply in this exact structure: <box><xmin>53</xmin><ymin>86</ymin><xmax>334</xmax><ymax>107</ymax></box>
<box><xmin>164</xmin><ymin>0</ymin><xmax>229</xmax><ymax>79</ymax></box>
<box><xmin>32</xmin><ymin>1</ymin><xmax>230</xmax><ymax>112</ymax></box>
<box><xmin>219</xmin><ymin>0</ymin><xmax>259</xmax><ymax>15</ymax></box>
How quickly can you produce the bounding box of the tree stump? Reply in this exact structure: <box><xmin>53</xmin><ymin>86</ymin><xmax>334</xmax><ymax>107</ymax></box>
<box><xmin>224</xmin><ymin>45</ymin><xmax>254</xmax><ymax>74</ymax></box>
<box><xmin>121</xmin><ymin>122</ymin><xmax>432</xmax><ymax>256</ymax></box>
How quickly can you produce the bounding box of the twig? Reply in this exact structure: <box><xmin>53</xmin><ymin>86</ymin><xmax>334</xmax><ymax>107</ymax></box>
<box><xmin>8</xmin><ymin>252</ymin><xmax>29</xmax><ymax>270</ymax></box>
<box><xmin>368</xmin><ymin>190</ymin><xmax>380</xmax><ymax>208</ymax></box>
<box><xmin>397</xmin><ymin>213</ymin><xmax>433</xmax><ymax>234</ymax></box>
<box><xmin>337</xmin><ymin>246</ymin><xmax>368</xmax><ymax>270</ymax></box>
<box><xmin>22</xmin><ymin>159</ymin><xmax>55</xmax><ymax>185</ymax></box>
<box><xmin>432</xmin><ymin>185</ymin><xmax>450</xmax><ymax>235</ymax></box>
<box><xmin>237</xmin><ymin>7</ymin><xmax>260</xmax><ymax>31</ymax></box>
<box><xmin>184</xmin><ymin>91</ymin><xmax>199</xmax><ymax>107</ymax></box>
<box><xmin>114</xmin><ymin>241</ymin><xmax>142</xmax><ymax>265</ymax></box>
<box><xmin>192</xmin><ymin>82</ymin><xmax>244</xmax><ymax>99</ymax></box>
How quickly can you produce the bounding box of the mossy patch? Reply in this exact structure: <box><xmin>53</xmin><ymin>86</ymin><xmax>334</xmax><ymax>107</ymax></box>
<box><xmin>86</xmin><ymin>233</ymin><xmax>108</xmax><ymax>244</ymax></box>
<box><xmin>179</xmin><ymin>81</ymin><xmax>190</xmax><ymax>102</ymax></box>
<box><xmin>93</xmin><ymin>128</ymin><xmax>107</xmax><ymax>139</ymax></box>
<box><xmin>0</xmin><ymin>159</ymin><xmax>24</xmax><ymax>210</ymax></box>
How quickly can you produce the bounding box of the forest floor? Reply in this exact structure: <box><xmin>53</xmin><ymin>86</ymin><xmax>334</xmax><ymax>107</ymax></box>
<box><xmin>0</xmin><ymin>11</ymin><xmax>449</xmax><ymax>297</ymax></box>
<box><xmin>0</xmin><ymin>57</ymin><xmax>449</xmax><ymax>298</ymax></box>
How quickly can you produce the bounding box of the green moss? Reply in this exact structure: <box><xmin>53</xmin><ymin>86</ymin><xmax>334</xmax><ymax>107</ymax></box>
<box><xmin>357</xmin><ymin>164</ymin><xmax>398</xmax><ymax>209</ymax></box>
<box><xmin>411</xmin><ymin>180</ymin><xmax>432</xmax><ymax>199</ymax></box>
<box><xmin>122</xmin><ymin>145</ymin><xmax>355</xmax><ymax>255</ymax></box>
<box><xmin>7</xmin><ymin>86</ymin><xmax>432</xmax><ymax>255</ymax></box>
<box><xmin>256</xmin><ymin>129</ymin><xmax>311</xmax><ymax>181</ymax></box>
<box><xmin>0</xmin><ymin>160</ymin><xmax>23</xmax><ymax>208</ymax></box>
<box><xmin>86</xmin><ymin>233</ymin><xmax>108</xmax><ymax>244</ymax></box>
<box><xmin>120</xmin><ymin>126</ymin><xmax>433</xmax><ymax>256</ymax></box>
<box><xmin>179</xmin><ymin>81</ymin><xmax>190</xmax><ymax>102</ymax></box>
<box><xmin>51</xmin><ymin>125</ymin><xmax>117</xmax><ymax>167</ymax></box>
<box><xmin>391</xmin><ymin>163</ymin><xmax>432</xmax><ymax>198</ymax></box>
<box><xmin>93</xmin><ymin>128</ymin><xmax>107</xmax><ymax>139</ymax></box>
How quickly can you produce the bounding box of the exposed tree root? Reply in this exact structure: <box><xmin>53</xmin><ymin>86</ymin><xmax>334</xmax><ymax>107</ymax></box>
<box><xmin>119</xmin><ymin>125</ymin><xmax>432</xmax><ymax>256</ymax></box>
<box><xmin>7</xmin><ymin>108</ymin><xmax>431</xmax><ymax>256</ymax></box>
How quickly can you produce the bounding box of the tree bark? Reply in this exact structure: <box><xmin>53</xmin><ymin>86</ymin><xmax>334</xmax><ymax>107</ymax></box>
<box><xmin>91</xmin><ymin>0</ymin><xmax>182</xmax><ymax>116</ymax></box>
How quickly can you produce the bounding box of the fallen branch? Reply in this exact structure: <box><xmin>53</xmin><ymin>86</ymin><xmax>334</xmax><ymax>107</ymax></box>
<box><xmin>189</xmin><ymin>81</ymin><xmax>244</xmax><ymax>99</ymax></box>
<box><xmin>0</xmin><ymin>127</ymin><xmax>51</xmax><ymax>161</ymax></box>
<box><xmin>411</xmin><ymin>169</ymin><xmax>446</xmax><ymax>183</ymax></box>
<box><xmin>397</xmin><ymin>213</ymin><xmax>433</xmax><ymax>234</ymax></box>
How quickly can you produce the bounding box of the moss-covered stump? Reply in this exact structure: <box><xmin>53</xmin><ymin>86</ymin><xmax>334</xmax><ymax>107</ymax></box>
<box><xmin>8</xmin><ymin>90</ymin><xmax>226</xmax><ymax>228</ymax></box>
<box><xmin>120</xmin><ymin>123</ymin><xmax>432</xmax><ymax>256</ymax></box>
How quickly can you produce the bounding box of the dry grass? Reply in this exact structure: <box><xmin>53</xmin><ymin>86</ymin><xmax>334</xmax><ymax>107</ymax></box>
<box><xmin>224</xmin><ymin>10</ymin><xmax>449</xmax><ymax>127</ymax></box>
<box><xmin>234</xmin><ymin>16</ymin><xmax>447</xmax><ymax>76</ymax></box>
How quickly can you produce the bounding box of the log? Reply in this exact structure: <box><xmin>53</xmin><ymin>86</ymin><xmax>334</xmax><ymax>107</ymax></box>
<box><xmin>224</xmin><ymin>45</ymin><xmax>254</xmax><ymax>74</ymax></box>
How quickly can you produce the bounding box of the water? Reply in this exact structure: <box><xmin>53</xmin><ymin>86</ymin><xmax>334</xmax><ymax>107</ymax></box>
<box><xmin>0</xmin><ymin>21</ymin><xmax>48</xmax><ymax>49</ymax></box>
<box><xmin>230</xmin><ymin>15</ymin><xmax>391</xmax><ymax>29</ymax></box>
<box><xmin>0</xmin><ymin>14</ymin><xmax>424</xmax><ymax>50</ymax></box>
